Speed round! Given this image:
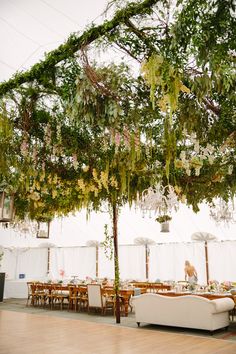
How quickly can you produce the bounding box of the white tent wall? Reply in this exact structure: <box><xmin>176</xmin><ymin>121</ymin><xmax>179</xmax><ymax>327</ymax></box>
<box><xmin>118</xmin><ymin>245</ymin><xmax>146</xmax><ymax>281</ymax></box>
<box><xmin>98</xmin><ymin>247</ymin><xmax>114</xmax><ymax>279</ymax></box>
<box><xmin>49</xmin><ymin>247</ymin><xmax>96</xmax><ymax>280</ymax></box>
<box><xmin>1</xmin><ymin>241</ymin><xmax>236</xmax><ymax>283</ymax></box>
<box><xmin>1</xmin><ymin>248</ymin><xmax>48</xmax><ymax>280</ymax></box>
<box><xmin>149</xmin><ymin>243</ymin><xmax>206</xmax><ymax>283</ymax></box>
<box><xmin>1</xmin><ymin>248</ymin><xmax>17</xmax><ymax>279</ymax></box>
<box><xmin>16</xmin><ymin>248</ymin><xmax>48</xmax><ymax>279</ymax></box>
<box><xmin>208</xmin><ymin>241</ymin><xmax>236</xmax><ymax>282</ymax></box>
<box><xmin>49</xmin><ymin>245</ymin><xmax>146</xmax><ymax>281</ymax></box>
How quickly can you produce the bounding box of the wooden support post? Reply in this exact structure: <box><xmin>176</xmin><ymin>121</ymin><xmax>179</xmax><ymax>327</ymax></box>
<box><xmin>145</xmin><ymin>244</ymin><xmax>149</xmax><ymax>281</ymax></box>
<box><xmin>47</xmin><ymin>248</ymin><xmax>50</xmax><ymax>274</ymax></box>
<box><xmin>205</xmin><ymin>241</ymin><xmax>209</xmax><ymax>284</ymax></box>
<box><xmin>112</xmin><ymin>203</ymin><xmax>120</xmax><ymax>324</ymax></box>
<box><xmin>96</xmin><ymin>246</ymin><xmax>99</xmax><ymax>278</ymax></box>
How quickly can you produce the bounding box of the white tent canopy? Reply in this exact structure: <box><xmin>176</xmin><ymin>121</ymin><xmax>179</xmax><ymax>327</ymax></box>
<box><xmin>1</xmin><ymin>203</ymin><xmax>236</xmax><ymax>248</ymax></box>
<box><xmin>1</xmin><ymin>1</ymin><xmax>236</xmax><ymax>248</ymax></box>
<box><xmin>1</xmin><ymin>1</ymin><xmax>236</xmax><ymax>292</ymax></box>
<box><xmin>0</xmin><ymin>0</ymin><xmax>110</xmax><ymax>82</ymax></box>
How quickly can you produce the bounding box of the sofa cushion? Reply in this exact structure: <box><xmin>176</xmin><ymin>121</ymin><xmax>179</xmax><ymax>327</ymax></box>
<box><xmin>211</xmin><ymin>298</ymin><xmax>235</xmax><ymax>313</ymax></box>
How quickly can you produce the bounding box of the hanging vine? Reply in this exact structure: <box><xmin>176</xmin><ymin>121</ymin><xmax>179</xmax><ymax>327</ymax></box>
<box><xmin>101</xmin><ymin>224</ymin><xmax>114</xmax><ymax>260</ymax></box>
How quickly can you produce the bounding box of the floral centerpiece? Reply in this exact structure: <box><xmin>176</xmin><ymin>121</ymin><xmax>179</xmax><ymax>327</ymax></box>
<box><xmin>59</xmin><ymin>269</ymin><xmax>65</xmax><ymax>283</ymax></box>
<box><xmin>221</xmin><ymin>281</ymin><xmax>232</xmax><ymax>291</ymax></box>
<box><xmin>207</xmin><ymin>280</ymin><xmax>219</xmax><ymax>292</ymax></box>
<box><xmin>188</xmin><ymin>283</ymin><xmax>197</xmax><ymax>292</ymax></box>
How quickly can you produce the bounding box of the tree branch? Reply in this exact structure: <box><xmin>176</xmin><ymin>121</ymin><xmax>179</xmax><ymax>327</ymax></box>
<box><xmin>124</xmin><ymin>19</ymin><xmax>156</xmax><ymax>52</ymax></box>
<box><xmin>202</xmin><ymin>98</ymin><xmax>220</xmax><ymax>116</ymax></box>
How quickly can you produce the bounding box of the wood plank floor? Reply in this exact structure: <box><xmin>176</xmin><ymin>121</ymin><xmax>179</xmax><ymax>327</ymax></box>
<box><xmin>1</xmin><ymin>310</ymin><xmax>236</xmax><ymax>354</ymax></box>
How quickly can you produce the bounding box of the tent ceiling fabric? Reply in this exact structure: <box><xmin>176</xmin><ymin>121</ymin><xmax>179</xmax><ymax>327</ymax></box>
<box><xmin>0</xmin><ymin>2</ymin><xmax>236</xmax><ymax>247</ymax></box>
<box><xmin>0</xmin><ymin>0</ymin><xmax>109</xmax><ymax>82</ymax></box>
<box><xmin>191</xmin><ymin>232</ymin><xmax>217</xmax><ymax>242</ymax></box>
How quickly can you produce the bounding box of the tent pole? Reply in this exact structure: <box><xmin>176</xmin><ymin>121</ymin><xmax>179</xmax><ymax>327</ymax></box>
<box><xmin>205</xmin><ymin>241</ymin><xmax>209</xmax><ymax>284</ymax></box>
<box><xmin>112</xmin><ymin>202</ymin><xmax>120</xmax><ymax>324</ymax></box>
<box><xmin>145</xmin><ymin>244</ymin><xmax>149</xmax><ymax>281</ymax></box>
<box><xmin>47</xmin><ymin>248</ymin><xmax>50</xmax><ymax>274</ymax></box>
<box><xmin>95</xmin><ymin>246</ymin><xmax>99</xmax><ymax>278</ymax></box>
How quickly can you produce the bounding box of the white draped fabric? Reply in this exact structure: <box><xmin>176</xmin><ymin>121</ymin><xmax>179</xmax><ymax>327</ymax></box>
<box><xmin>16</xmin><ymin>248</ymin><xmax>48</xmax><ymax>279</ymax></box>
<box><xmin>208</xmin><ymin>241</ymin><xmax>236</xmax><ymax>282</ymax></box>
<box><xmin>1</xmin><ymin>242</ymin><xmax>236</xmax><ymax>285</ymax></box>
<box><xmin>50</xmin><ymin>247</ymin><xmax>96</xmax><ymax>280</ymax></box>
<box><xmin>98</xmin><ymin>247</ymin><xmax>114</xmax><ymax>279</ymax></box>
<box><xmin>149</xmin><ymin>242</ymin><xmax>206</xmax><ymax>283</ymax></box>
<box><xmin>118</xmin><ymin>245</ymin><xmax>145</xmax><ymax>280</ymax></box>
<box><xmin>1</xmin><ymin>248</ymin><xmax>47</xmax><ymax>280</ymax></box>
<box><xmin>1</xmin><ymin>248</ymin><xmax>17</xmax><ymax>279</ymax></box>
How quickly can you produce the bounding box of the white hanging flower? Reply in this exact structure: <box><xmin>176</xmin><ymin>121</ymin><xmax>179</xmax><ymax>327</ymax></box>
<box><xmin>186</xmin><ymin>168</ymin><xmax>191</xmax><ymax>176</ymax></box>
<box><xmin>208</xmin><ymin>155</ymin><xmax>214</xmax><ymax>165</ymax></box>
<box><xmin>190</xmin><ymin>132</ymin><xmax>197</xmax><ymax>143</ymax></box>
<box><xmin>20</xmin><ymin>139</ymin><xmax>28</xmax><ymax>157</ymax></box>
<box><xmin>228</xmin><ymin>165</ymin><xmax>234</xmax><ymax>175</ymax></box>
<box><xmin>72</xmin><ymin>154</ymin><xmax>78</xmax><ymax>170</ymax></box>
<box><xmin>206</xmin><ymin>143</ymin><xmax>215</xmax><ymax>154</ymax></box>
<box><xmin>195</xmin><ymin>167</ymin><xmax>201</xmax><ymax>176</ymax></box>
<box><xmin>194</xmin><ymin>141</ymin><xmax>200</xmax><ymax>154</ymax></box>
<box><xmin>180</xmin><ymin>150</ymin><xmax>186</xmax><ymax>161</ymax></box>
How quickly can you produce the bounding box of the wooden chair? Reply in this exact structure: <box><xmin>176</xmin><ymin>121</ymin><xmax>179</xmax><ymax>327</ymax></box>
<box><xmin>87</xmin><ymin>284</ymin><xmax>114</xmax><ymax>315</ymax></box>
<box><xmin>68</xmin><ymin>285</ymin><xmax>79</xmax><ymax>311</ymax></box>
<box><xmin>53</xmin><ymin>284</ymin><xmax>69</xmax><ymax>310</ymax></box>
<box><xmin>35</xmin><ymin>283</ymin><xmax>48</xmax><ymax>307</ymax></box>
<box><xmin>77</xmin><ymin>286</ymin><xmax>88</xmax><ymax>312</ymax></box>
<box><xmin>26</xmin><ymin>282</ymin><xmax>45</xmax><ymax>307</ymax></box>
<box><xmin>26</xmin><ymin>282</ymin><xmax>37</xmax><ymax>306</ymax></box>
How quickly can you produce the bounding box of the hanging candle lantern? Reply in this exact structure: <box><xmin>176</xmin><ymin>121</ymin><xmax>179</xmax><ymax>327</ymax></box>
<box><xmin>0</xmin><ymin>192</ymin><xmax>14</xmax><ymax>222</ymax></box>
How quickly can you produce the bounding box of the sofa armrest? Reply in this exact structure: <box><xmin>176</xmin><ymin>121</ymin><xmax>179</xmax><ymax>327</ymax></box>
<box><xmin>211</xmin><ymin>298</ymin><xmax>235</xmax><ymax>313</ymax></box>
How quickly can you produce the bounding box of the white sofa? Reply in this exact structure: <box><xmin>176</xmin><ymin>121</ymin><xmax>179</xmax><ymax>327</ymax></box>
<box><xmin>132</xmin><ymin>293</ymin><xmax>235</xmax><ymax>332</ymax></box>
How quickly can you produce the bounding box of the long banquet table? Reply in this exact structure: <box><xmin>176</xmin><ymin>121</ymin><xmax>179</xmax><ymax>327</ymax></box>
<box><xmin>27</xmin><ymin>283</ymin><xmax>147</xmax><ymax>317</ymax></box>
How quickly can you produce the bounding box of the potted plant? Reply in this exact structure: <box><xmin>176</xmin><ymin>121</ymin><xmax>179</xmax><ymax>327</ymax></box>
<box><xmin>155</xmin><ymin>215</ymin><xmax>172</xmax><ymax>232</ymax></box>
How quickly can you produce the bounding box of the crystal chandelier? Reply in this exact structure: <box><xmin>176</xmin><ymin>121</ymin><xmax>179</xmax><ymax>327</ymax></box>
<box><xmin>10</xmin><ymin>218</ymin><xmax>38</xmax><ymax>236</ymax></box>
<box><xmin>210</xmin><ymin>198</ymin><xmax>236</xmax><ymax>225</ymax></box>
<box><xmin>138</xmin><ymin>183</ymin><xmax>179</xmax><ymax>217</ymax></box>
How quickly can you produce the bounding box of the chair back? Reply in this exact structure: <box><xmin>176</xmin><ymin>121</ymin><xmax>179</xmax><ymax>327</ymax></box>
<box><xmin>27</xmin><ymin>282</ymin><xmax>36</xmax><ymax>295</ymax></box>
<box><xmin>87</xmin><ymin>284</ymin><xmax>103</xmax><ymax>308</ymax></box>
<box><xmin>134</xmin><ymin>288</ymin><xmax>141</xmax><ymax>296</ymax></box>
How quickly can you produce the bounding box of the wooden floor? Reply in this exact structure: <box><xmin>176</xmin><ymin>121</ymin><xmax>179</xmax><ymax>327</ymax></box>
<box><xmin>1</xmin><ymin>310</ymin><xmax>236</xmax><ymax>354</ymax></box>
